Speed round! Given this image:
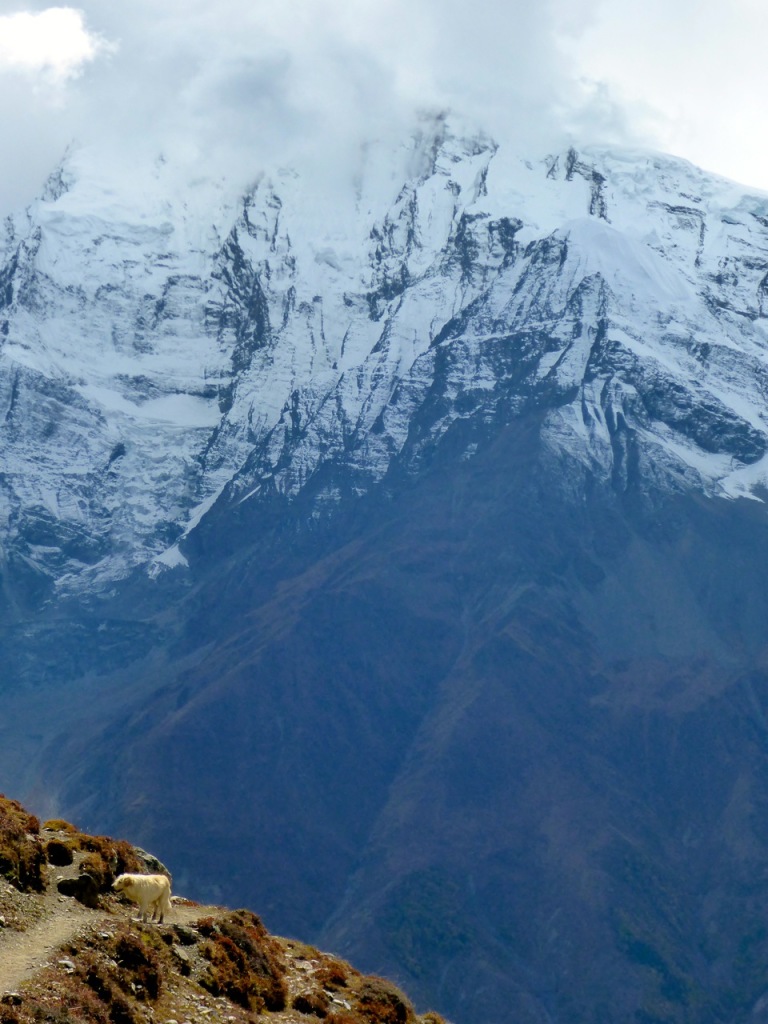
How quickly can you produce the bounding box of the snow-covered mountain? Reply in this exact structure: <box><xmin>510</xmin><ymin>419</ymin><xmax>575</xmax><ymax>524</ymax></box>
<box><xmin>8</xmin><ymin>118</ymin><xmax>768</xmax><ymax>1024</ymax></box>
<box><xmin>4</xmin><ymin>116</ymin><xmax>768</xmax><ymax>598</ymax></box>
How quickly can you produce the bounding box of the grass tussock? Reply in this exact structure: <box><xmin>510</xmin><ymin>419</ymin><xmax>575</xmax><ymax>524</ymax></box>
<box><xmin>45</xmin><ymin>839</ymin><xmax>75</xmax><ymax>867</ymax></box>
<box><xmin>199</xmin><ymin>908</ymin><xmax>287</xmax><ymax>1012</ymax></box>
<box><xmin>351</xmin><ymin>976</ymin><xmax>418</xmax><ymax>1024</ymax></box>
<box><xmin>38</xmin><ymin>824</ymin><xmax>146</xmax><ymax>910</ymax></box>
<box><xmin>42</xmin><ymin>819</ymin><xmax>79</xmax><ymax>833</ymax></box>
<box><xmin>275</xmin><ymin>938</ymin><xmax>446</xmax><ymax>1024</ymax></box>
<box><xmin>0</xmin><ymin>794</ymin><xmax>45</xmax><ymax>892</ymax></box>
<box><xmin>292</xmin><ymin>989</ymin><xmax>331</xmax><ymax>1017</ymax></box>
<box><xmin>282</xmin><ymin>942</ymin><xmax>444</xmax><ymax>1024</ymax></box>
<box><xmin>73</xmin><ymin>834</ymin><xmax>145</xmax><ymax>878</ymax></box>
<box><xmin>55</xmin><ymin>830</ymin><xmax>145</xmax><ymax>908</ymax></box>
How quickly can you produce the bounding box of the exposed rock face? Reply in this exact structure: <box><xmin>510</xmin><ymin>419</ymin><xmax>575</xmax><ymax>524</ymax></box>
<box><xmin>5</xmin><ymin>119</ymin><xmax>768</xmax><ymax>1023</ymax></box>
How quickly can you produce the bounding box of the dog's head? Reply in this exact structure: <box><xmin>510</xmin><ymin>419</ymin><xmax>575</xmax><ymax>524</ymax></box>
<box><xmin>112</xmin><ymin>874</ymin><xmax>128</xmax><ymax>892</ymax></box>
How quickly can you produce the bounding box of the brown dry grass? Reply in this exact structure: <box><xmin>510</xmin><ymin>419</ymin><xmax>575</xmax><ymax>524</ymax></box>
<box><xmin>199</xmin><ymin>908</ymin><xmax>287</xmax><ymax>1012</ymax></box>
<box><xmin>0</xmin><ymin>795</ymin><xmax>45</xmax><ymax>893</ymax></box>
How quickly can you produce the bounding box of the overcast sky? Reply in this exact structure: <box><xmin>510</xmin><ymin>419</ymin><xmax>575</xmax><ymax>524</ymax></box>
<box><xmin>1</xmin><ymin>0</ymin><xmax>767</xmax><ymax>215</ymax></box>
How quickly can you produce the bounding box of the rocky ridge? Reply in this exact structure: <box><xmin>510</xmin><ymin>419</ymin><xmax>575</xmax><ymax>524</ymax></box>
<box><xmin>0</xmin><ymin>795</ymin><xmax>446</xmax><ymax>1024</ymax></box>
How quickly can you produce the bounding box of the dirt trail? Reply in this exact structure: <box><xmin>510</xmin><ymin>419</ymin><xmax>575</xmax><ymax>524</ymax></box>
<box><xmin>0</xmin><ymin>885</ymin><xmax>222</xmax><ymax>997</ymax></box>
<box><xmin>0</xmin><ymin>890</ymin><xmax>102</xmax><ymax>995</ymax></box>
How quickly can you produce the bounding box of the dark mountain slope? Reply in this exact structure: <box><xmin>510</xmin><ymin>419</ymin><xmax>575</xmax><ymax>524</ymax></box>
<box><xmin>21</xmin><ymin>407</ymin><xmax>768</xmax><ymax>1024</ymax></box>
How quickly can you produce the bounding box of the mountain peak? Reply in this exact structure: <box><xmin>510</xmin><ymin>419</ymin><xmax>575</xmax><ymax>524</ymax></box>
<box><xmin>4</xmin><ymin>130</ymin><xmax>768</xmax><ymax>598</ymax></box>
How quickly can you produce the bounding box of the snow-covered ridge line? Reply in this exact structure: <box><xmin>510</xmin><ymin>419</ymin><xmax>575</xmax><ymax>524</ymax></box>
<box><xmin>3</xmin><ymin>119</ymin><xmax>768</xmax><ymax>594</ymax></box>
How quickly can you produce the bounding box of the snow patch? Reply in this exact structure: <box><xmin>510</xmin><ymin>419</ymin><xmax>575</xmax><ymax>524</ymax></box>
<box><xmin>77</xmin><ymin>385</ymin><xmax>221</xmax><ymax>427</ymax></box>
<box><xmin>149</xmin><ymin>544</ymin><xmax>189</xmax><ymax>576</ymax></box>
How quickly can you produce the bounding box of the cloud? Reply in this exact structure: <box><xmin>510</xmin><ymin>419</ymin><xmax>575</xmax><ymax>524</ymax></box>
<box><xmin>6</xmin><ymin>0</ymin><xmax>766</xmax><ymax>218</ymax></box>
<box><xmin>0</xmin><ymin>6</ymin><xmax>115</xmax><ymax>213</ymax></box>
<box><xmin>0</xmin><ymin>0</ymin><xmax>596</xmax><ymax>214</ymax></box>
<box><xmin>0</xmin><ymin>7</ymin><xmax>110</xmax><ymax>83</ymax></box>
<box><xmin>561</xmin><ymin>0</ymin><xmax>768</xmax><ymax>188</ymax></box>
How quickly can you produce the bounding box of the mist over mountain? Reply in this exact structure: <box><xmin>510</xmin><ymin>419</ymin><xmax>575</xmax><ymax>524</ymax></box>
<box><xmin>4</xmin><ymin>116</ymin><xmax>768</xmax><ymax>1023</ymax></box>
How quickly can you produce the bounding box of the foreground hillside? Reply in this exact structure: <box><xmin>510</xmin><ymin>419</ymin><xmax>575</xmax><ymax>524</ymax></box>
<box><xmin>0</xmin><ymin>796</ymin><xmax>447</xmax><ymax>1024</ymax></box>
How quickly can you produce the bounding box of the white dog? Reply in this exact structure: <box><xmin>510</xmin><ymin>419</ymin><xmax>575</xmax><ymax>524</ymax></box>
<box><xmin>112</xmin><ymin>873</ymin><xmax>172</xmax><ymax>923</ymax></box>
